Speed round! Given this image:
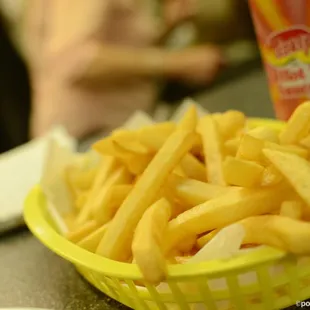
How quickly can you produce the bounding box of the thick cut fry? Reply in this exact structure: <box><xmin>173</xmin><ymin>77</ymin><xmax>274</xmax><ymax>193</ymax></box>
<box><xmin>198</xmin><ymin>115</ymin><xmax>226</xmax><ymax>185</ymax></box>
<box><xmin>280</xmin><ymin>201</ymin><xmax>303</xmax><ymax>220</ymax></box>
<box><xmin>164</xmin><ymin>184</ymin><xmax>287</xmax><ymax>252</ymax></box>
<box><xmin>132</xmin><ymin>198</ymin><xmax>171</xmax><ymax>284</ymax></box>
<box><xmin>169</xmin><ymin>175</ymin><xmax>235</xmax><ymax>207</ymax></box>
<box><xmin>279</xmin><ymin>101</ymin><xmax>310</xmax><ymax>144</ymax></box>
<box><xmin>265</xmin><ymin>142</ymin><xmax>308</xmax><ymax>159</ymax></box>
<box><xmin>240</xmin><ymin>215</ymin><xmax>310</xmax><ymax>255</ymax></box>
<box><xmin>179</xmin><ymin>153</ymin><xmax>206</xmax><ymax>182</ymax></box>
<box><xmin>112</xmin><ymin>141</ymin><xmax>153</xmax><ymax>174</ymax></box>
<box><xmin>173</xmin><ymin>165</ymin><xmax>187</xmax><ymax>177</ymax></box>
<box><xmin>196</xmin><ymin>229</ymin><xmax>220</xmax><ymax>249</ymax></box>
<box><xmin>92</xmin><ymin>166</ymin><xmax>132</xmax><ymax>218</ymax></box>
<box><xmin>263</xmin><ymin>149</ymin><xmax>310</xmax><ymax>211</ymax></box>
<box><xmin>261</xmin><ymin>165</ymin><xmax>282</xmax><ymax>186</ymax></box>
<box><xmin>224</xmin><ymin>138</ymin><xmax>240</xmax><ymax>156</ymax></box>
<box><xmin>66</xmin><ymin>220</ymin><xmax>99</xmax><ymax>243</ymax></box>
<box><xmin>247</xmin><ymin>126</ymin><xmax>279</xmax><ymax>143</ymax></box>
<box><xmin>300</xmin><ymin>133</ymin><xmax>310</xmax><ymax>149</ymax></box>
<box><xmin>98</xmin><ymin>124</ymin><xmax>197</xmax><ymax>261</ymax></box>
<box><xmin>79</xmin><ymin>223</ymin><xmax>109</xmax><ymax>253</ymax></box>
<box><xmin>223</xmin><ymin>157</ymin><xmax>264</xmax><ymax>187</ymax></box>
<box><xmin>75</xmin><ymin>190</ymin><xmax>89</xmax><ymax>210</ymax></box>
<box><xmin>112</xmin><ymin>138</ymin><xmax>149</xmax><ymax>155</ymax></box>
<box><xmin>214</xmin><ymin>110</ymin><xmax>246</xmax><ymax>139</ymax></box>
<box><xmin>236</xmin><ymin>134</ymin><xmax>264</xmax><ymax>162</ymax></box>
<box><xmin>94</xmin><ymin>184</ymin><xmax>133</xmax><ymax>224</ymax></box>
<box><xmin>178</xmin><ymin>104</ymin><xmax>198</xmax><ymax>131</ymax></box>
<box><xmin>75</xmin><ymin>156</ymin><xmax>119</xmax><ymax>225</ymax></box>
<box><xmin>137</xmin><ymin>122</ymin><xmax>177</xmax><ymax>151</ymax></box>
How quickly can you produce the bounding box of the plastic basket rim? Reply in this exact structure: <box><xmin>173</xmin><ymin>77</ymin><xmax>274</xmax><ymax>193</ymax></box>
<box><xmin>24</xmin><ymin>117</ymin><xmax>288</xmax><ymax>280</ymax></box>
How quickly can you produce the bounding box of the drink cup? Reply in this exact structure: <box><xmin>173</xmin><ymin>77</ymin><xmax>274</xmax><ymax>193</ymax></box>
<box><xmin>248</xmin><ymin>0</ymin><xmax>310</xmax><ymax>120</ymax></box>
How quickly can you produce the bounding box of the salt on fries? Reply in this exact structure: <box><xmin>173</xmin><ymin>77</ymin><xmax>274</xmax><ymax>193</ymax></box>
<box><xmin>63</xmin><ymin>100</ymin><xmax>310</xmax><ymax>284</ymax></box>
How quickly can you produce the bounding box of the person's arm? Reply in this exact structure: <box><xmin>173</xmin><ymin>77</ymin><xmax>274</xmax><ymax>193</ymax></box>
<box><xmin>71</xmin><ymin>43</ymin><xmax>181</xmax><ymax>86</ymax></box>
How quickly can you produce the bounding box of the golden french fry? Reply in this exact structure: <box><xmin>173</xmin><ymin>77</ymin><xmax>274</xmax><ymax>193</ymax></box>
<box><xmin>263</xmin><ymin>149</ymin><xmax>310</xmax><ymax>211</ymax></box>
<box><xmin>247</xmin><ymin>126</ymin><xmax>279</xmax><ymax>143</ymax></box>
<box><xmin>112</xmin><ymin>136</ymin><xmax>149</xmax><ymax>155</ymax></box>
<box><xmin>132</xmin><ymin>198</ymin><xmax>171</xmax><ymax>284</ymax></box>
<box><xmin>112</xmin><ymin>141</ymin><xmax>153</xmax><ymax>174</ymax></box>
<box><xmin>169</xmin><ymin>174</ymin><xmax>234</xmax><ymax>207</ymax></box>
<box><xmin>265</xmin><ymin>142</ymin><xmax>308</xmax><ymax>159</ymax></box>
<box><xmin>179</xmin><ymin>153</ymin><xmax>206</xmax><ymax>182</ymax></box>
<box><xmin>198</xmin><ymin>115</ymin><xmax>226</xmax><ymax>185</ymax></box>
<box><xmin>164</xmin><ymin>184</ymin><xmax>287</xmax><ymax>252</ymax></box>
<box><xmin>236</xmin><ymin>134</ymin><xmax>264</xmax><ymax>162</ymax></box>
<box><xmin>279</xmin><ymin>101</ymin><xmax>310</xmax><ymax>144</ymax></box>
<box><xmin>173</xmin><ymin>165</ymin><xmax>187</xmax><ymax>177</ymax></box>
<box><xmin>95</xmin><ymin>184</ymin><xmax>133</xmax><ymax>224</ymax></box>
<box><xmin>92</xmin><ymin>166</ymin><xmax>132</xmax><ymax>218</ymax></box>
<box><xmin>66</xmin><ymin>220</ymin><xmax>99</xmax><ymax>243</ymax></box>
<box><xmin>214</xmin><ymin>110</ymin><xmax>246</xmax><ymax>139</ymax></box>
<box><xmin>240</xmin><ymin>215</ymin><xmax>310</xmax><ymax>255</ymax></box>
<box><xmin>75</xmin><ymin>190</ymin><xmax>89</xmax><ymax>210</ymax></box>
<box><xmin>63</xmin><ymin>211</ymin><xmax>77</xmax><ymax>231</ymax></box>
<box><xmin>137</xmin><ymin>122</ymin><xmax>176</xmax><ymax>151</ymax></box>
<box><xmin>98</xmin><ymin>112</ymin><xmax>197</xmax><ymax>261</ymax></box>
<box><xmin>280</xmin><ymin>201</ymin><xmax>303</xmax><ymax>220</ymax></box>
<box><xmin>178</xmin><ymin>104</ymin><xmax>198</xmax><ymax>131</ymax></box>
<box><xmin>261</xmin><ymin>165</ymin><xmax>282</xmax><ymax>186</ymax></box>
<box><xmin>224</xmin><ymin>138</ymin><xmax>240</xmax><ymax>157</ymax></box>
<box><xmin>223</xmin><ymin>157</ymin><xmax>264</xmax><ymax>187</ymax></box>
<box><xmin>75</xmin><ymin>156</ymin><xmax>119</xmax><ymax>225</ymax></box>
<box><xmin>300</xmin><ymin>133</ymin><xmax>310</xmax><ymax>149</ymax></box>
<box><xmin>79</xmin><ymin>223</ymin><xmax>109</xmax><ymax>253</ymax></box>
<box><xmin>196</xmin><ymin>229</ymin><xmax>220</xmax><ymax>249</ymax></box>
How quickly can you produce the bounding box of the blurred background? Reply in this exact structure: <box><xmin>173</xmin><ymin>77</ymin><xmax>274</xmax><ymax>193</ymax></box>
<box><xmin>0</xmin><ymin>0</ymin><xmax>262</xmax><ymax>154</ymax></box>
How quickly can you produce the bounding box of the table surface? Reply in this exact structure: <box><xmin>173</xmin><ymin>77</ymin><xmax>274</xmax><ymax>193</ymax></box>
<box><xmin>0</xmin><ymin>67</ymin><xmax>299</xmax><ymax>310</ymax></box>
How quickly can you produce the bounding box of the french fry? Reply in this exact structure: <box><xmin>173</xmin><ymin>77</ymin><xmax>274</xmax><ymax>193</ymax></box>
<box><xmin>179</xmin><ymin>153</ymin><xmax>206</xmax><ymax>182</ymax></box>
<box><xmin>196</xmin><ymin>229</ymin><xmax>220</xmax><ymax>249</ymax></box>
<box><xmin>94</xmin><ymin>184</ymin><xmax>133</xmax><ymax>224</ymax></box>
<box><xmin>223</xmin><ymin>157</ymin><xmax>264</xmax><ymax>187</ymax></box>
<box><xmin>169</xmin><ymin>175</ymin><xmax>234</xmax><ymax>207</ymax></box>
<box><xmin>280</xmin><ymin>201</ymin><xmax>303</xmax><ymax>220</ymax></box>
<box><xmin>137</xmin><ymin>122</ymin><xmax>176</xmax><ymax>151</ymax></box>
<box><xmin>79</xmin><ymin>223</ymin><xmax>109</xmax><ymax>253</ymax></box>
<box><xmin>92</xmin><ymin>166</ymin><xmax>132</xmax><ymax>218</ymax></box>
<box><xmin>132</xmin><ymin>198</ymin><xmax>171</xmax><ymax>284</ymax></box>
<box><xmin>98</xmin><ymin>110</ymin><xmax>197</xmax><ymax>261</ymax></box>
<box><xmin>173</xmin><ymin>165</ymin><xmax>187</xmax><ymax>177</ymax></box>
<box><xmin>279</xmin><ymin>101</ymin><xmax>310</xmax><ymax>144</ymax></box>
<box><xmin>214</xmin><ymin>110</ymin><xmax>246</xmax><ymax>139</ymax></box>
<box><xmin>236</xmin><ymin>134</ymin><xmax>264</xmax><ymax>162</ymax></box>
<box><xmin>66</xmin><ymin>220</ymin><xmax>99</xmax><ymax>243</ymax></box>
<box><xmin>261</xmin><ymin>165</ymin><xmax>282</xmax><ymax>186</ymax></box>
<box><xmin>75</xmin><ymin>190</ymin><xmax>89</xmax><ymax>210</ymax></box>
<box><xmin>198</xmin><ymin>115</ymin><xmax>226</xmax><ymax>185</ymax></box>
<box><xmin>112</xmin><ymin>141</ymin><xmax>153</xmax><ymax>174</ymax></box>
<box><xmin>263</xmin><ymin>149</ymin><xmax>310</xmax><ymax>211</ymax></box>
<box><xmin>240</xmin><ymin>215</ymin><xmax>310</xmax><ymax>255</ymax></box>
<box><xmin>300</xmin><ymin>133</ymin><xmax>310</xmax><ymax>149</ymax></box>
<box><xmin>164</xmin><ymin>184</ymin><xmax>287</xmax><ymax>253</ymax></box>
<box><xmin>265</xmin><ymin>142</ymin><xmax>308</xmax><ymax>159</ymax></box>
<box><xmin>75</xmin><ymin>156</ymin><xmax>119</xmax><ymax>225</ymax></box>
<box><xmin>247</xmin><ymin>126</ymin><xmax>279</xmax><ymax>143</ymax></box>
<box><xmin>224</xmin><ymin>138</ymin><xmax>240</xmax><ymax>156</ymax></box>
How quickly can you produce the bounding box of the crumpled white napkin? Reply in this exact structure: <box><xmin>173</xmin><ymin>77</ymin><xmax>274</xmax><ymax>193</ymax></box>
<box><xmin>0</xmin><ymin>126</ymin><xmax>77</xmax><ymax>228</ymax></box>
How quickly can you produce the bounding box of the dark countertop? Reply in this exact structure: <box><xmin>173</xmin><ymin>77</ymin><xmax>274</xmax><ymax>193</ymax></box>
<box><xmin>0</xmin><ymin>66</ymin><xmax>298</xmax><ymax>310</ymax></box>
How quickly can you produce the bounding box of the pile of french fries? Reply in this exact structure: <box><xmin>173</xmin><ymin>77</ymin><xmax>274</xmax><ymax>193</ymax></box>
<box><xmin>64</xmin><ymin>101</ymin><xmax>310</xmax><ymax>284</ymax></box>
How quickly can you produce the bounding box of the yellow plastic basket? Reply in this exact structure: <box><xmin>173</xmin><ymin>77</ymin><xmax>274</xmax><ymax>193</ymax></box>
<box><xmin>24</xmin><ymin>118</ymin><xmax>310</xmax><ymax>310</ymax></box>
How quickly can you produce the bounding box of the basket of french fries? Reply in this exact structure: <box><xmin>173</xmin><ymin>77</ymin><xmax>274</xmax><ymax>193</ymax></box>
<box><xmin>24</xmin><ymin>100</ymin><xmax>310</xmax><ymax>310</ymax></box>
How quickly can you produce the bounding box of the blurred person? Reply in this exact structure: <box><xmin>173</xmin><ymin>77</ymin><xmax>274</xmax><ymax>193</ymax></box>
<box><xmin>15</xmin><ymin>0</ymin><xmax>224</xmax><ymax>139</ymax></box>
